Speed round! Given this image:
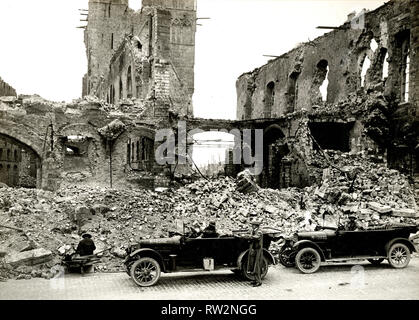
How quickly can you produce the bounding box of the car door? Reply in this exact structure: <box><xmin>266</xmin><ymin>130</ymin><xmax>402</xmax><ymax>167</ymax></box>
<box><xmin>333</xmin><ymin>230</ymin><xmax>372</xmax><ymax>257</ymax></box>
<box><xmin>177</xmin><ymin>237</ymin><xmax>203</xmax><ymax>267</ymax></box>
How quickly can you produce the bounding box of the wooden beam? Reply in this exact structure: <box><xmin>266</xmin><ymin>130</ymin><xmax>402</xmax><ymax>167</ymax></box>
<box><xmin>316</xmin><ymin>26</ymin><xmax>348</xmax><ymax>30</ymax></box>
<box><xmin>263</xmin><ymin>55</ymin><xmax>289</xmax><ymax>59</ymax></box>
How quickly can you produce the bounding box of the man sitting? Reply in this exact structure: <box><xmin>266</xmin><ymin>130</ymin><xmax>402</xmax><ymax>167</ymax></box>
<box><xmin>76</xmin><ymin>233</ymin><xmax>96</xmax><ymax>256</ymax></box>
<box><xmin>345</xmin><ymin>216</ymin><xmax>363</xmax><ymax>231</ymax></box>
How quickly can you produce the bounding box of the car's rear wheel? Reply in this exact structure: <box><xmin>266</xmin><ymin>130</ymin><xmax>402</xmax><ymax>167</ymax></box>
<box><xmin>130</xmin><ymin>257</ymin><xmax>161</xmax><ymax>287</ymax></box>
<box><xmin>367</xmin><ymin>258</ymin><xmax>384</xmax><ymax>265</ymax></box>
<box><xmin>388</xmin><ymin>243</ymin><xmax>411</xmax><ymax>269</ymax></box>
<box><xmin>295</xmin><ymin>247</ymin><xmax>321</xmax><ymax>274</ymax></box>
<box><xmin>279</xmin><ymin>246</ymin><xmax>295</xmax><ymax>267</ymax></box>
<box><xmin>242</xmin><ymin>255</ymin><xmax>269</xmax><ymax>281</ymax></box>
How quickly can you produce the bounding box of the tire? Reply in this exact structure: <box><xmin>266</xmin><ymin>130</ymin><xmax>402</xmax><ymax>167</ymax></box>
<box><xmin>295</xmin><ymin>247</ymin><xmax>321</xmax><ymax>274</ymax></box>
<box><xmin>279</xmin><ymin>247</ymin><xmax>295</xmax><ymax>267</ymax></box>
<box><xmin>387</xmin><ymin>243</ymin><xmax>411</xmax><ymax>269</ymax></box>
<box><xmin>130</xmin><ymin>257</ymin><xmax>161</xmax><ymax>287</ymax></box>
<box><xmin>368</xmin><ymin>258</ymin><xmax>384</xmax><ymax>265</ymax></box>
<box><xmin>242</xmin><ymin>255</ymin><xmax>269</xmax><ymax>281</ymax></box>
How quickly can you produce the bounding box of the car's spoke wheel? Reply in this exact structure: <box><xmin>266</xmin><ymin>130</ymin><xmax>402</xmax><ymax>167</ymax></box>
<box><xmin>279</xmin><ymin>247</ymin><xmax>295</xmax><ymax>267</ymax></box>
<box><xmin>295</xmin><ymin>247</ymin><xmax>321</xmax><ymax>274</ymax></box>
<box><xmin>367</xmin><ymin>258</ymin><xmax>384</xmax><ymax>266</ymax></box>
<box><xmin>130</xmin><ymin>257</ymin><xmax>161</xmax><ymax>287</ymax></box>
<box><xmin>242</xmin><ymin>255</ymin><xmax>269</xmax><ymax>281</ymax></box>
<box><xmin>388</xmin><ymin>243</ymin><xmax>411</xmax><ymax>269</ymax></box>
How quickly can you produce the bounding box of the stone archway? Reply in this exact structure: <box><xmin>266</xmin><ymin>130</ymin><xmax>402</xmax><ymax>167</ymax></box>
<box><xmin>0</xmin><ymin>132</ymin><xmax>42</xmax><ymax>188</ymax></box>
<box><xmin>262</xmin><ymin>124</ymin><xmax>289</xmax><ymax>188</ymax></box>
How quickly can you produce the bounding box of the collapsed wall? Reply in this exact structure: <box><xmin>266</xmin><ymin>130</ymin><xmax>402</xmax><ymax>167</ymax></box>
<box><xmin>83</xmin><ymin>0</ymin><xmax>197</xmax><ymax>117</ymax></box>
<box><xmin>0</xmin><ymin>95</ymin><xmax>165</xmax><ymax>191</ymax></box>
<box><xmin>234</xmin><ymin>0</ymin><xmax>419</xmax><ymax>189</ymax></box>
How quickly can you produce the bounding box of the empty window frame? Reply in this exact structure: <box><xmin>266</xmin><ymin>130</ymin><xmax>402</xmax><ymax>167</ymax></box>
<box><xmin>361</xmin><ymin>55</ymin><xmax>371</xmax><ymax>87</ymax></box>
<box><xmin>316</xmin><ymin>60</ymin><xmax>329</xmax><ymax>102</ymax></box>
<box><xmin>402</xmin><ymin>49</ymin><xmax>410</xmax><ymax>102</ymax></box>
<box><xmin>264</xmin><ymin>82</ymin><xmax>275</xmax><ymax>118</ymax></box>
<box><xmin>287</xmin><ymin>72</ymin><xmax>300</xmax><ymax>112</ymax></box>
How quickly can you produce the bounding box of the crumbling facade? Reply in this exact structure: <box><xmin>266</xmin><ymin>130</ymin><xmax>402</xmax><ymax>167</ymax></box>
<box><xmin>235</xmin><ymin>0</ymin><xmax>419</xmax><ymax>190</ymax></box>
<box><xmin>0</xmin><ymin>0</ymin><xmax>417</xmax><ymax>194</ymax></box>
<box><xmin>83</xmin><ymin>0</ymin><xmax>197</xmax><ymax>117</ymax></box>
<box><xmin>0</xmin><ymin>0</ymin><xmax>200</xmax><ymax>190</ymax></box>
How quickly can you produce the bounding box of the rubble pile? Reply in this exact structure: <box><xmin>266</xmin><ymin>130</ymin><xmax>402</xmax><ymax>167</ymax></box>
<box><xmin>0</xmin><ymin>152</ymin><xmax>417</xmax><ymax>281</ymax></box>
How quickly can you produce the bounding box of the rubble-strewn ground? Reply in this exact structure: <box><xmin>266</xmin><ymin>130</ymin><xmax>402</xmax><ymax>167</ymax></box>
<box><xmin>0</xmin><ymin>151</ymin><xmax>418</xmax><ymax>281</ymax></box>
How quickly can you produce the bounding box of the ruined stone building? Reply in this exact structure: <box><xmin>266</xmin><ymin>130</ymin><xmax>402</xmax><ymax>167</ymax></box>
<box><xmin>234</xmin><ymin>0</ymin><xmax>418</xmax><ymax>189</ymax></box>
<box><xmin>0</xmin><ymin>0</ymin><xmax>199</xmax><ymax>190</ymax></box>
<box><xmin>82</xmin><ymin>0</ymin><xmax>196</xmax><ymax>117</ymax></box>
<box><xmin>0</xmin><ymin>0</ymin><xmax>417</xmax><ymax>193</ymax></box>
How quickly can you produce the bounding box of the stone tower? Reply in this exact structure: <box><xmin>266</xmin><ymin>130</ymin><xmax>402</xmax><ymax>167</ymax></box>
<box><xmin>83</xmin><ymin>0</ymin><xmax>131</xmax><ymax>96</ymax></box>
<box><xmin>82</xmin><ymin>0</ymin><xmax>197</xmax><ymax>117</ymax></box>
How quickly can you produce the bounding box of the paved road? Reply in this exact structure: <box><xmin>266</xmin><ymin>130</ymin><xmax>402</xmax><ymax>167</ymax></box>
<box><xmin>1</xmin><ymin>257</ymin><xmax>419</xmax><ymax>300</ymax></box>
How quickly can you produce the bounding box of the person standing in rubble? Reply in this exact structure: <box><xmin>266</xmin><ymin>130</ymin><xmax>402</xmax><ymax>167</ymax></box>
<box><xmin>75</xmin><ymin>233</ymin><xmax>96</xmax><ymax>257</ymax></box>
<box><xmin>246</xmin><ymin>220</ymin><xmax>264</xmax><ymax>287</ymax></box>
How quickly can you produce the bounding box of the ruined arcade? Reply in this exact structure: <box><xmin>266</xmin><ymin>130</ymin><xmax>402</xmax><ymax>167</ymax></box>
<box><xmin>0</xmin><ymin>0</ymin><xmax>419</xmax><ymax>297</ymax></box>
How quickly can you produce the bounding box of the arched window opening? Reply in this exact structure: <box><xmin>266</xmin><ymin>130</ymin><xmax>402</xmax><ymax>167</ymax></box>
<box><xmin>361</xmin><ymin>55</ymin><xmax>371</xmax><ymax>87</ymax></box>
<box><xmin>316</xmin><ymin>60</ymin><xmax>329</xmax><ymax>102</ymax></box>
<box><xmin>381</xmin><ymin>50</ymin><xmax>389</xmax><ymax>80</ymax></box>
<box><xmin>287</xmin><ymin>72</ymin><xmax>300</xmax><ymax>113</ymax></box>
<box><xmin>110</xmin><ymin>85</ymin><xmax>115</xmax><ymax>104</ymax></box>
<box><xmin>131</xmin><ymin>142</ymin><xmax>135</xmax><ymax>163</ymax></box>
<box><xmin>7</xmin><ymin>149</ymin><xmax>10</xmax><ymax>160</ymax></box>
<box><xmin>119</xmin><ymin>78</ymin><xmax>123</xmax><ymax>101</ymax></box>
<box><xmin>127</xmin><ymin>142</ymin><xmax>131</xmax><ymax>165</ymax></box>
<box><xmin>264</xmin><ymin>81</ymin><xmax>275</xmax><ymax>118</ymax></box>
<box><xmin>127</xmin><ymin>66</ymin><xmax>133</xmax><ymax>98</ymax></box>
<box><xmin>402</xmin><ymin>49</ymin><xmax>410</xmax><ymax>102</ymax></box>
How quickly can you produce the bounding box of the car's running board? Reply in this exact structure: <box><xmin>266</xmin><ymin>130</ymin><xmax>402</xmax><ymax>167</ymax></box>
<box><xmin>166</xmin><ymin>267</ymin><xmax>236</xmax><ymax>273</ymax></box>
<box><xmin>324</xmin><ymin>256</ymin><xmax>387</xmax><ymax>263</ymax></box>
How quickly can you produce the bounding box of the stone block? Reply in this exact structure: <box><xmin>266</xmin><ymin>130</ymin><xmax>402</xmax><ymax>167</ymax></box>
<box><xmin>5</xmin><ymin>248</ymin><xmax>53</xmax><ymax>267</ymax></box>
<box><xmin>391</xmin><ymin>208</ymin><xmax>417</xmax><ymax>218</ymax></box>
<box><xmin>368</xmin><ymin>202</ymin><xmax>392</xmax><ymax>214</ymax></box>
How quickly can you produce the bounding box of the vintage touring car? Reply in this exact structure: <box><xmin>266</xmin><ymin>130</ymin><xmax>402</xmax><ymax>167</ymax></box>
<box><xmin>124</xmin><ymin>228</ymin><xmax>282</xmax><ymax>287</ymax></box>
<box><xmin>279</xmin><ymin>223</ymin><xmax>418</xmax><ymax>273</ymax></box>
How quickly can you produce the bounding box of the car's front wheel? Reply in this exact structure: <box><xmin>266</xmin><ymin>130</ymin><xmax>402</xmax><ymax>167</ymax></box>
<box><xmin>130</xmin><ymin>257</ymin><xmax>161</xmax><ymax>287</ymax></box>
<box><xmin>388</xmin><ymin>243</ymin><xmax>411</xmax><ymax>269</ymax></box>
<box><xmin>279</xmin><ymin>246</ymin><xmax>295</xmax><ymax>267</ymax></box>
<box><xmin>295</xmin><ymin>247</ymin><xmax>321</xmax><ymax>274</ymax></box>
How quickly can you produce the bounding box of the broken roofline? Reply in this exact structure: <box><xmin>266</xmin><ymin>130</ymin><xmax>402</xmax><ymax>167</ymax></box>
<box><xmin>237</xmin><ymin>2</ymin><xmax>391</xmax><ymax>79</ymax></box>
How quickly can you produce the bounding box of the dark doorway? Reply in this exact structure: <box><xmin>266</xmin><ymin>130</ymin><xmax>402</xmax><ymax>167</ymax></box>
<box><xmin>309</xmin><ymin>122</ymin><xmax>352</xmax><ymax>152</ymax></box>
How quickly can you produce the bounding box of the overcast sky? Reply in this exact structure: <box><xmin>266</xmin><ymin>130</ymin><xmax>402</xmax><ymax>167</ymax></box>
<box><xmin>0</xmin><ymin>0</ymin><xmax>384</xmax><ymax>120</ymax></box>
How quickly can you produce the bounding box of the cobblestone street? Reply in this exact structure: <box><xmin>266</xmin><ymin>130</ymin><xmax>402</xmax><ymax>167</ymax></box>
<box><xmin>1</xmin><ymin>258</ymin><xmax>419</xmax><ymax>300</ymax></box>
